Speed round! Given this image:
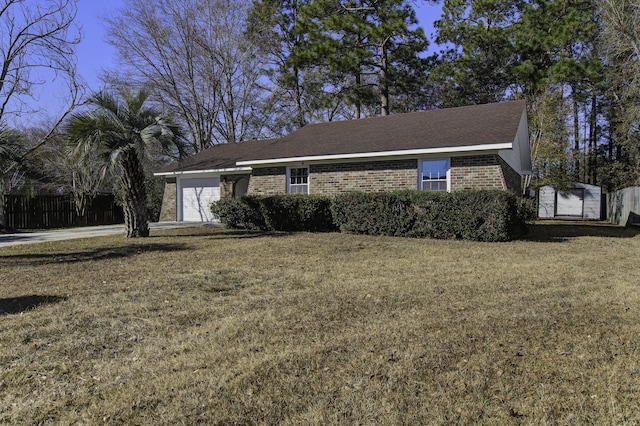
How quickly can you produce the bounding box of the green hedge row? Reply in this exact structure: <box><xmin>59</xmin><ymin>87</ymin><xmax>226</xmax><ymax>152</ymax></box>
<box><xmin>332</xmin><ymin>190</ymin><xmax>524</xmax><ymax>242</ymax></box>
<box><xmin>210</xmin><ymin>194</ymin><xmax>336</xmax><ymax>232</ymax></box>
<box><xmin>211</xmin><ymin>190</ymin><xmax>529</xmax><ymax>241</ymax></box>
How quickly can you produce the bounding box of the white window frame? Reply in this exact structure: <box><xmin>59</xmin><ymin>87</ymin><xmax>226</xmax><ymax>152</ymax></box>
<box><xmin>419</xmin><ymin>158</ymin><xmax>450</xmax><ymax>192</ymax></box>
<box><xmin>286</xmin><ymin>166</ymin><xmax>309</xmax><ymax>194</ymax></box>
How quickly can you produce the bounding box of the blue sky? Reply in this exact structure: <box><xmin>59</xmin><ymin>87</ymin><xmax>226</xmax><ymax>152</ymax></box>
<box><xmin>24</xmin><ymin>0</ymin><xmax>443</xmax><ymax>126</ymax></box>
<box><xmin>75</xmin><ymin>0</ymin><xmax>123</xmax><ymax>90</ymax></box>
<box><xmin>75</xmin><ymin>1</ymin><xmax>443</xmax><ymax>88</ymax></box>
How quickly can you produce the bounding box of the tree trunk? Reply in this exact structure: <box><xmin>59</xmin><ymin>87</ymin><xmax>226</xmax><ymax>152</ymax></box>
<box><xmin>354</xmin><ymin>72</ymin><xmax>362</xmax><ymax>119</ymax></box>
<box><xmin>294</xmin><ymin>66</ymin><xmax>306</xmax><ymax>128</ymax></box>
<box><xmin>379</xmin><ymin>42</ymin><xmax>389</xmax><ymax>116</ymax></box>
<box><xmin>572</xmin><ymin>92</ymin><xmax>580</xmax><ymax>180</ymax></box>
<box><xmin>589</xmin><ymin>93</ymin><xmax>597</xmax><ymax>185</ymax></box>
<box><xmin>120</xmin><ymin>149</ymin><xmax>149</xmax><ymax>238</ymax></box>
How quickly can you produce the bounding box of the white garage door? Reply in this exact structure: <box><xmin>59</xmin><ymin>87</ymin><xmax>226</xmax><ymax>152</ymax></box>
<box><xmin>181</xmin><ymin>177</ymin><xmax>220</xmax><ymax>222</ymax></box>
<box><xmin>556</xmin><ymin>189</ymin><xmax>584</xmax><ymax>216</ymax></box>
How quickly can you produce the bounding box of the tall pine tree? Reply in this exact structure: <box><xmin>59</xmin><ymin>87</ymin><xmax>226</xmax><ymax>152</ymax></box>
<box><xmin>293</xmin><ymin>0</ymin><xmax>429</xmax><ymax>118</ymax></box>
<box><xmin>247</xmin><ymin>0</ymin><xmax>350</xmax><ymax>133</ymax></box>
<box><xmin>431</xmin><ymin>0</ymin><xmax>608</xmax><ymax>188</ymax></box>
<box><xmin>431</xmin><ymin>0</ymin><xmax>519</xmax><ymax>106</ymax></box>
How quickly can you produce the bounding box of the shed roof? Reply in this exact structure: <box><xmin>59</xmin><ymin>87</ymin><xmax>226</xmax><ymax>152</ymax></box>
<box><xmin>157</xmin><ymin>100</ymin><xmax>527</xmax><ymax>174</ymax></box>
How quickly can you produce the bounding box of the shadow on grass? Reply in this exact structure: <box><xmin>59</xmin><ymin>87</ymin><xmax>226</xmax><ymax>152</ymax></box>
<box><xmin>0</xmin><ymin>243</ymin><xmax>190</xmax><ymax>266</ymax></box>
<box><xmin>0</xmin><ymin>234</ymin><xmax>35</xmax><ymax>244</ymax></box>
<box><xmin>0</xmin><ymin>295</ymin><xmax>67</xmax><ymax>316</ymax></box>
<box><xmin>524</xmin><ymin>222</ymin><xmax>640</xmax><ymax>242</ymax></box>
<box><xmin>154</xmin><ymin>228</ymin><xmax>295</xmax><ymax>240</ymax></box>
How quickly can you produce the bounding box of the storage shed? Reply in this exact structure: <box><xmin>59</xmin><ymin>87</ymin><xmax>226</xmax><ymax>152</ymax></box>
<box><xmin>538</xmin><ymin>183</ymin><xmax>602</xmax><ymax>220</ymax></box>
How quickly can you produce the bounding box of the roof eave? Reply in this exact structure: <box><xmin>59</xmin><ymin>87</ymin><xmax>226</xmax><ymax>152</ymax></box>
<box><xmin>236</xmin><ymin>143</ymin><xmax>513</xmax><ymax>166</ymax></box>
<box><xmin>154</xmin><ymin>166</ymin><xmax>252</xmax><ymax>177</ymax></box>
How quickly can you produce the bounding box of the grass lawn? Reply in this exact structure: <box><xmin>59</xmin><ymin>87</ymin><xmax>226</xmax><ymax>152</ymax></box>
<box><xmin>1</xmin><ymin>222</ymin><xmax>639</xmax><ymax>424</ymax></box>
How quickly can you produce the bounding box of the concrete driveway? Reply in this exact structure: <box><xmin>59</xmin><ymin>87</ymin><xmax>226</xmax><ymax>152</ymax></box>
<box><xmin>0</xmin><ymin>222</ymin><xmax>214</xmax><ymax>248</ymax></box>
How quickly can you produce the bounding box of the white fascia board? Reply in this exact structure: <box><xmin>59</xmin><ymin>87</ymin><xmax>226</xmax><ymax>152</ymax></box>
<box><xmin>236</xmin><ymin>143</ymin><xmax>513</xmax><ymax>166</ymax></box>
<box><xmin>154</xmin><ymin>167</ymin><xmax>252</xmax><ymax>177</ymax></box>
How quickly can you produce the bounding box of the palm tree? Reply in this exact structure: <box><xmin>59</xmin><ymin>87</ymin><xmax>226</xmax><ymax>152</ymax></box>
<box><xmin>64</xmin><ymin>90</ymin><xmax>184</xmax><ymax>237</ymax></box>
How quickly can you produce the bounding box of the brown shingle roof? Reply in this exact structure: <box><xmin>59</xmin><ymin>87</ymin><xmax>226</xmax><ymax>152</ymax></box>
<box><xmin>157</xmin><ymin>100</ymin><xmax>526</xmax><ymax>173</ymax></box>
<box><xmin>155</xmin><ymin>139</ymin><xmax>271</xmax><ymax>174</ymax></box>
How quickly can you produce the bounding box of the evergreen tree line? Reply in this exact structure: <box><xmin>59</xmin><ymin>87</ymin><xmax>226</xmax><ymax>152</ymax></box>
<box><xmin>103</xmin><ymin>0</ymin><xmax>639</xmax><ymax>190</ymax></box>
<box><xmin>430</xmin><ymin>0</ymin><xmax>639</xmax><ymax>191</ymax></box>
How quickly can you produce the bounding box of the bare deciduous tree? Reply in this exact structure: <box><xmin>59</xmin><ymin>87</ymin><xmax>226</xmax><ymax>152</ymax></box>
<box><xmin>0</xmin><ymin>0</ymin><xmax>82</xmax><ymax>229</ymax></box>
<box><xmin>105</xmin><ymin>0</ymin><xmax>268</xmax><ymax>152</ymax></box>
<box><xmin>0</xmin><ymin>127</ymin><xmax>25</xmax><ymax>193</ymax></box>
<box><xmin>0</xmin><ymin>0</ymin><xmax>82</xmax><ymax>139</ymax></box>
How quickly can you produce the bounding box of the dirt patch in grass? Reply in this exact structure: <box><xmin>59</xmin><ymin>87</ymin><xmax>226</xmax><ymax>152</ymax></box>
<box><xmin>0</xmin><ymin>222</ymin><xmax>639</xmax><ymax>424</ymax></box>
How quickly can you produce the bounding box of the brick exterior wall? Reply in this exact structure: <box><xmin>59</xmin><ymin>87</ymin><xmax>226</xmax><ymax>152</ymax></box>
<box><xmin>244</xmin><ymin>155</ymin><xmax>522</xmax><ymax>196</ymax></box>
<box><xmin>498</xmin><ymin>156</ymin><xmax>522</xmax><ymax>194</ymax></box>
<box><xmin>158</xmin><ymin>179</ymin><xmax>177</xmax><ymax>221</ymax></box>
<box><xmin>310</xmin><ymin>159</ymin><xmax>418</xmax><ymax>195</ymax></box>
<box><xmin>248</xmin><ymin>167</ymin><xmax>287</xmax><ymax>195</ymax></box>
<box><xmin>450</xmin><ymin>155</ymin><xmax>506</xmax><ymax>191</ymax></box>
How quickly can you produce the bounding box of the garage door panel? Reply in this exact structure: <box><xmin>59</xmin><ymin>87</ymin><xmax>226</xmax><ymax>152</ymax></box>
<box><xmin>181</xmin><ymin>177</ymin><xmax>220</xmax><ymax>222</ymax></box>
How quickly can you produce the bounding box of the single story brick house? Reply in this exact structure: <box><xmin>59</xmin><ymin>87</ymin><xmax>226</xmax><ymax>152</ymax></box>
<box><xmin>155</xmin><ymin>100</ymin><xmax>532</xmax><ymax>222</ymax></box>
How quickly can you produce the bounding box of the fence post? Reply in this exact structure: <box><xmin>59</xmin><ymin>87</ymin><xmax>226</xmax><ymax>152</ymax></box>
<box><xmin>0</xmin><ymin>195</ymin><xmax>5</xmax><ymax>230</ymax></box>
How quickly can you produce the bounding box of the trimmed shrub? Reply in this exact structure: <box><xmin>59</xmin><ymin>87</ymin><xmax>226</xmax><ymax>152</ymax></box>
<box><xmin>211</xmin><ymin>194</ymin><xmax>335</xmax><ymax>232</ymax></box>
<box><xmin>332</xmin><ymin>190</ymin><xmax>523</xmax><ymax>242</ymax></box>
<box><xmin>214</xmin><ymin>190</ymin><xmax>528</xmax><ymax>241</ymax></box>
<box><xmin>210</xmin><ymin>196</ymin><xmax>265</xmax><ymax>230</ymax></box>
<box><xmin>331</xmin><ymin>190</ymin><xmax>431</xmax><ymax>236</ymax></box>
<box><xmin>516</xmin><ymin>196</ymin><xmax>538</xmax><ymax>223</ymax></box>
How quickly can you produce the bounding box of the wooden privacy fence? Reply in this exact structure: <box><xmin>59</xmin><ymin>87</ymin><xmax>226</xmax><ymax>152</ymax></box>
<box><xmin>607</xmin><ymin>187</ymin><xmax>640</xmax><ymax>226</ymax></box>
<box><xmin>3</xmin><ymin>194</ymin><xmax>124</xmax><ymax>230</ymax></box>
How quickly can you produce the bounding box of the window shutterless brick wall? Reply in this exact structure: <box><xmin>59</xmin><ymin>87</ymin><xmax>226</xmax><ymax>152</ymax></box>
<box><xmin>248</xmin><ymin>166</ymin><xmax>287</xmax><ymax>195</ymax></box>
<box><xmin>310</xmin><ymin>159</ymin><xmax>418</xmax><ymax>196</ymax></box>
<box><xmin>245</xmin><ymin>156</ymin><xmax>522</xmax><ymax>196</ymax></box>
<box><xmin>450</xmin><ymin>155</ymin><xmax>507</xmax><ymax>191</ymax></box>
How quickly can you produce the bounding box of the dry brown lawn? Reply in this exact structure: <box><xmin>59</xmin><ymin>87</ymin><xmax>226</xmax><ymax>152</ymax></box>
<box><xmin>0</xmin><ymin>222</ymin><xmax>639</xmax><ymax>424</ymax></box>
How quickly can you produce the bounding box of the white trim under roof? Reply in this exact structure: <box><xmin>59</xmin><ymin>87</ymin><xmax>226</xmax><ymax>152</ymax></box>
<box><xmin>236</xmin><ymin>143</ymin><xmax>513</xmax><ymax>166</ymax></box>
<box><xmin>154</xmin><ymin>166</ymin><xmax>252</xmax><ymax>177</ymax></box>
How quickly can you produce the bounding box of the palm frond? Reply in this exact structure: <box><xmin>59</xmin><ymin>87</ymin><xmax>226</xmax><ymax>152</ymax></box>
<box><xmin>64</xmin><ymin>89</ymin><xmax>186</xmax><ymax>171</ymax></box>
<box><xmin>124</xmin><ymin>90</ymin><xmax>150</xmax><ymax>118</ymax></box>
<box><xmin>90</xmin><ymin>92</ymin><xmax>122</xmax><ymax>118</ymax></box>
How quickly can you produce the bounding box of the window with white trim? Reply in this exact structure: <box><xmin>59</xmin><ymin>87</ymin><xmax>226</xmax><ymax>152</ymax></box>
<box><xmin>419</xmin><ymin>159</ymin><xmax>449</xmax><ymax>192</ymax></box>
<box><xmin>287</xmin><ymin>166</ymin><xmax>309</xmax><ymax>194</ymax></box>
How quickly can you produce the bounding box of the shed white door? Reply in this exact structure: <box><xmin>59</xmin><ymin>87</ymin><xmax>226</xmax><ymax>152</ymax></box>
<box><xmin>538</xmin><ymin>186</ymin><xmax>555</xmax><ymax>218</ymax></box>
<box><xmin>181</xmin><ymin>177</ymin><xmax>220</xmax><ymax>222</ymax></box>
<box><xmin>556</xmin><ymin>189</ymin><xmax>583</xmax><ymax>216</ymax></box>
